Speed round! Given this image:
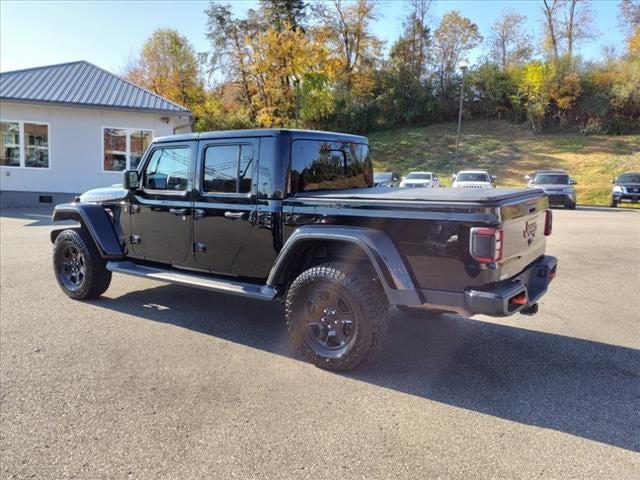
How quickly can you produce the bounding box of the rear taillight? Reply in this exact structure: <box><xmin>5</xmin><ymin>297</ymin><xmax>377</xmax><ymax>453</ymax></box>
<box><xmin>544</xmin><ymin>209</ymin><xmax>553</xmax><ymax>236</ymax></box>
<box><xmin>470</xmin><ymin>227</ymin><xmax>504</xmax><ymax>264</ymax></box>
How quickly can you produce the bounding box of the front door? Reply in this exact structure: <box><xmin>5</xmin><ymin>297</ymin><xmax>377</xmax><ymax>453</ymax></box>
<box><xmin>191</xmin><ymin>138</ymin><xmax>258</xmax><ymax>274</ymax></box>
<box><xmin>129</xmin><ymin>142</ymin><xmax>195</xmax><ymax>266</ymax></box>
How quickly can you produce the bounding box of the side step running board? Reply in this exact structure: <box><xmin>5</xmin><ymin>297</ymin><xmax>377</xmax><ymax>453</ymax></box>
<box><xmin>106</xmin><ymin>261</ymin><xmax>277</xmax><ymax>301</ymax></box>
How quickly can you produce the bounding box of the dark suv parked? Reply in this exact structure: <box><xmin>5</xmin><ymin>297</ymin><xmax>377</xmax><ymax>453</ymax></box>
<box><xmin>611</xmin><ymin>172</ymin><xmax>640</xmax><ymax>207</ymax></box>
<box><xmin>51</xmin><ymin>129</ymin><xmax>557</xmax><ymax>371</ymax></box>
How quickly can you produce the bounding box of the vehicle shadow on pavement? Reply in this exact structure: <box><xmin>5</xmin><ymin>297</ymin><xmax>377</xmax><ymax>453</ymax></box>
<box><xmin>91</xmin><ymin>284</ymin><xmax>640</xmax><ymax>453</ymax></box>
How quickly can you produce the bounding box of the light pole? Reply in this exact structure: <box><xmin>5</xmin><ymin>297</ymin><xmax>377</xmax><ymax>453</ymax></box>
<box><xmin>294</xmin><ymin>78</ymin><xmax>301</xmax><ymax>128</ymax></box>
<box><xmin>453</xmin><ymin>60</ymin><xmax>468</xmax><ymax>174</ymax></box>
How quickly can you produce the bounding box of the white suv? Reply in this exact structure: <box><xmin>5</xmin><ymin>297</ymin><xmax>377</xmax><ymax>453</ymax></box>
<box><xmin>399</xmin><ymin>171</ymin><xmax>440</xmax><ymax>188</ymax></box>
<box><xmin>452</xmin><ymin>170</ymin><xmax>496</xmax><ymax>189</ymax></box>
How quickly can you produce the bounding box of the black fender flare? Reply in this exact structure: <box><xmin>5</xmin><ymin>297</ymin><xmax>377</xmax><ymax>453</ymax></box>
<box><xmin>267</xmin><ymin>225</ymin><xmax>422</xmax><ymax>306</ymax></box>
<box><xmin>51</xmin><ymin>203</ymin><xmax>123</xmax><ymax>259</ymax></box>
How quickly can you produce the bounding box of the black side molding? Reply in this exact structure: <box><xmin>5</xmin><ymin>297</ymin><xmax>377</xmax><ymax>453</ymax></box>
<box><xmin>52</xmin><ymin>203</ymin><xmax>123</xmax><ymax>259</ymax></box>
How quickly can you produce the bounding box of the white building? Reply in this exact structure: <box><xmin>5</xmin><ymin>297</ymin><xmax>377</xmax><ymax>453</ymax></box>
<box><xmin>0</xmin><ymin>61</ymin><xmax>192</xmax><ymax>207</ymax></box>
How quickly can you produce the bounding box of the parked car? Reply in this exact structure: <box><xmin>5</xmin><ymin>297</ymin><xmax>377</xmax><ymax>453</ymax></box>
<box><xmin>399</xmin><ymin>171</ymin><xmax>440</xmax><ymax>188</ymax></box>
<box><xmin>50</xmin><ymin>129</ymin><xmax>557</xmax><ymax>372</ymax></box>
<box><xmin>525</xmin><ymin>169</ymin><xmax>566</xmax><ymax>181</ymax></box>
<box><xmin>373</xmin><ymin>171</ymin><xmax>401</xmax><ymax>187</ymax></box>
<box><xmin>452</xmin><ymin>170</ymin><xmax>496</xmax><ymax>189</ymax></box>
<box><xmin>610</xmin><ymin>171</ymin><xmax>640</xmax><ymax>207</ymax></box>
<box><xmin>526</xmin><ymin>170</ymin><xmax>577</xmax><ymax>209</ymax></box>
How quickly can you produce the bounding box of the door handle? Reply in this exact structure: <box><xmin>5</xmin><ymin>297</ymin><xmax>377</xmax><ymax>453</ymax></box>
<box><xmin>193</xmin><ymin>209</ymin><xmax>205</xmax><ymax>220</ymax></box>
<box><xmin>169</xmin><ymin>208</ymin><xmax>188</xmax><ymax>216</ymax></box>
<box><xmin>224</xmin><ymin>211</ymin><xmax>247</xmax><ymax>220</ymax></box>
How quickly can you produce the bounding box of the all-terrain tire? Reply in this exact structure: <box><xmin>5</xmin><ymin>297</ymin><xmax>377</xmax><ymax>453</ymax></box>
<box><xmin>53</xmin><ymin>228</ymin><xmax>112</xmax><ymax>300</ymax></box>
<box><xmin>285</xmin><ymin>262</ymin><xmax>390</xmax><ymax>372</ymax></box>
<box><xmin>610</xmin><ymin>199</ymin><xmax>618</xmax><ymax>208</ymax></box>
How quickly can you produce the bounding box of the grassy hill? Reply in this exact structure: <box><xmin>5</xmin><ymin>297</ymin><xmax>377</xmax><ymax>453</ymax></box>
<box><xmin>368</xmin><ymin>120</ymin><xmax>640</xmax><ymax>206</ymax></box>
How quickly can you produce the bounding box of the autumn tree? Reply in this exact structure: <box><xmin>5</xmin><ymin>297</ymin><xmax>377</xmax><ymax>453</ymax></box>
<box><xmin>619</xmin><ymin>0</ymin><xmax>640</xmax><ymax>32</ymax></box>
<box><xmin>311</xmin><ymin>0</ymin><xmax>382</xmax><ymax>93</ymax></box>
<box><xmin>431</xmin><ymin>11</ymin><xmax>482</xmax><ymax>99</ymax></box>
<box><xmin>541</xmin><ymin>0</ymin><xmax>596</xmax><ymax>65</ymax></box>
<box><xmin>564</xmin><ymin>0</ymin><xmax>596</xmax><ymax>62</ymax></box>
<box><xmin>489</xmin><ymin>11</ymin><xmax>532</xmax><ymax>69</ymax></box>
<box><xmin>401</xmin><ymin>0</ymin><xmax>433</xmax><ymax>78</ymax></box>
<box><xmin>247</xmin><ymin>23</ymin><xmax>337</xmax><ymax>126</ymax></box>
<box><xmin>619</xmin><ymin>0</ymin><xmax>640</xmax><ymax>55</ymax></box>
<box><xmin>205</xmin><ymin>3</ymin><xmax>264</xmax><ymax>121</ymax></box>
<box><xmin>541</xmin><ymin>0</ymin><xmax>562</xmax><ymax>61</ymax></box>
<box><xmin>513</xmin><ymin>61</ymin><xmax>557</xmax><ymax>131</ymax></box>
<box><xmin>125</xmin><ymin>28</ymin><xmax>205</xmax><ymax>113</ymax></box>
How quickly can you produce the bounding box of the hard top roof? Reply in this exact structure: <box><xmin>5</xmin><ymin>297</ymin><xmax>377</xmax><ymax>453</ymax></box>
<box><xmin>154</xmin><ymin>128</ymin><xmax>368</xmax><ymax>144</ymax></box>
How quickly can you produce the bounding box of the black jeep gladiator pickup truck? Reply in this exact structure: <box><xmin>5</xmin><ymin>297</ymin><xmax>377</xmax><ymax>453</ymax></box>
<box><xmin>51</xmin><ymin>129</ymin><xmax>557</xmax><ymax>371</ymax></box>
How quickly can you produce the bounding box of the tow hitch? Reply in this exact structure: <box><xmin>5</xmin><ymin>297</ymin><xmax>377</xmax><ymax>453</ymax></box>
<box><xmin>520</xmin><ymin>303</ymin><xmax>539</xmax><ymax>316</ymax></box>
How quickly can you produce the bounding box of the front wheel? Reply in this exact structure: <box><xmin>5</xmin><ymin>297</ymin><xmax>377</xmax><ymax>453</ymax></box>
<box><xmin>610</xmin><ymin>199</ymin><xmax>618</xmax><ymax>208</ymax></box>
<box><xmin>53</xmin><ymin>228</ymin><xmax>112</xmax><ymax>299</ymax></box>
<box><xmin>286</xmin><ymin>262</ymin><xmax>390</xmax><ymax>372</ymax></box>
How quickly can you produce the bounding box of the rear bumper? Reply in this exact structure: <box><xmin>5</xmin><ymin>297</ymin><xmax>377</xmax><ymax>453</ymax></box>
<box><xmin>547</xmin><ymin>193</ymin><xmax>575</xmax><ymax>206</ymax></box>
<box><xmin>418</xmin><ymin>255</ymin><xmax>557</xmax><ymax>317</ymax></box>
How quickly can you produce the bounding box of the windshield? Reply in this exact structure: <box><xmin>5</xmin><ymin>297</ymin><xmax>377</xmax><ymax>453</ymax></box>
<box><xmin>374</xmin><ymin>172</ymin><xmax>393</xmax><ymax>182</ymax></box>
<box><xmin>616</xmin><ymin>173</ymin><xmax>640</xmax><ymax>183</ymax></box>
<box><xmin>406</xmin><ymin>173</ymin><xmax>431</xmax><ymax>180</ymax></box>
<box><xmin>457</xmin><ymin>173</ymin><xmax>489</xmax><ymax>182</ymax></box>
<box><xmin>534</xmin><ymin>174</ymin><xmax>570</xmax><ymax>185</ymax></box>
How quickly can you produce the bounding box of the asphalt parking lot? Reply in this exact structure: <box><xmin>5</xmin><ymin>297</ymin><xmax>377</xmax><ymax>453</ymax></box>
<box><xmin>1</xmin><ymin>206</ymin><xmax>639</xmax><ymax>479</ymax></box>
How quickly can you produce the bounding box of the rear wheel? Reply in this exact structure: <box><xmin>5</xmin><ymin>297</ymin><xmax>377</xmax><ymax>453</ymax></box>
<box><xmin>53</xmin><ymin>228</ymin><xmax>112</xmax><ymax>299</ymax></box>
<box><xmin>286</xmin><ymin>262</ymin><xmax>389</xmax><ymax>372</ymax></box>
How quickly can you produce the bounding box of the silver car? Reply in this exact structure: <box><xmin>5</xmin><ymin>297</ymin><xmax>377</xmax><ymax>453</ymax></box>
<box><xmin>526</xmin><ymin>171</ymin><xmax>577</xmax><ymax>209</ymax></box>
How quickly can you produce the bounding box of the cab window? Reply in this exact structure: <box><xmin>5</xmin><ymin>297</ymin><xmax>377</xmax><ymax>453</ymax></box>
<box><xmin>203</xmin><ymin>144</ymin><xmax>254</xmax><ymax>194</ymax></box>
<box><xmin>290</xmin><ymin>140</ymin><xmax>372</xmax><ymax>194</ymax></box>
<box><xmin>143</xmin><ymin>146</ymin><xmax>190</xmax><ymax>191</ymax></box>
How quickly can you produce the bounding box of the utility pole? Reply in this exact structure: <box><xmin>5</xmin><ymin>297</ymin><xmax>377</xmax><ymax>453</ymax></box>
<box><xmin>294</xmin><ymin>78</ymin><xmax>301</xmax><ymax>128</ymax></box>
<box><xmin>454</xmin><ymin>60</ymin><xmax>468</xmax><ymax>175</ymax></box>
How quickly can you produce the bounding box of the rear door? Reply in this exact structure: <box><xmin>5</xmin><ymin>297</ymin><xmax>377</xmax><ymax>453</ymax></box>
<box><xmin>129</xmin><ymin>142</ymin><xmax>195</xmax><ymax>265</ymax></box>
<box><xmin>190</xmin><ymin>138</ymin><xmax>259</xmax><ymax>274</ymax></box>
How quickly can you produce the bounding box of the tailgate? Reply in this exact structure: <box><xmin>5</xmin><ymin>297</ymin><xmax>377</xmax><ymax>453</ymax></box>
<box><xmin>498</xmin><ymin>196</ymin><xmax>549</xmax><ymax>281</ymax></box>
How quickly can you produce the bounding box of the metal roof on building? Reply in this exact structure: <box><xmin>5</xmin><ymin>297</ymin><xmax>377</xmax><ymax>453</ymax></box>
<box><xmin>0</xmin><ymin>61</ymin><xmax>191</xmax><ymax>116</ymax></box>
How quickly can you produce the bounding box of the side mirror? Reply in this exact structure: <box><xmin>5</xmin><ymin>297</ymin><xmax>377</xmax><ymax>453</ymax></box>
<box><xmin>491</xmin><ymin>175</ymin><xmax>497</xmax><ymax>182</ymax></box>
<box><xmin>124</xmin><ymin>170</ymin><xmax>140</xmax><ymax>190</ymax></box>
<box><xmin>451</xmin><ymin>174</ymin><xmax>457</xmax><ymax>180</ymax></box>
<box><xmin>570</xmin><ymin>178</ymin><xmax>577</xmax><ymax>185</ymax></box>
<box><xmin>524</xmin><ymin>175</ymin><xmax>531</xmax><ymax>181</ymax></box>
<box><xmin>611</xmin><ymin>179</ymin><xmax>615</xmax><ymax>184</ymax></box>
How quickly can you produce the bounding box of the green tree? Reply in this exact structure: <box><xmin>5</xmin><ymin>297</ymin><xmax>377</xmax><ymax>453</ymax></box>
<box><xmin>260</xmin><ymin>0</ymin><xmax>307</xmax><ymax>31</ymax></box>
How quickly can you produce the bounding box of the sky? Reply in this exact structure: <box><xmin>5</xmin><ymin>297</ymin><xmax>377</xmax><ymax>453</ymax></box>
<box><xmin>0</xmin><ymin>0</ymin><xmax>627</xmax><ymax>75</ymax></box>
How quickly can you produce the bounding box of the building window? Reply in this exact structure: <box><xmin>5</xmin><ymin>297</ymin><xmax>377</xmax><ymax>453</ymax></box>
<box><xmin>24</xmin><ymin>123</ymin><xmax>49</xmax><ymax>168</ymax></box>
<box><xmin>1</xmin><ymin>120</ymin><xmax>49</xmax><ymax>168</ymax></box>
<box><xmin>103</xmin><ymin>127</ymin><xmax>153</xmax><ymax>172</ymax></box>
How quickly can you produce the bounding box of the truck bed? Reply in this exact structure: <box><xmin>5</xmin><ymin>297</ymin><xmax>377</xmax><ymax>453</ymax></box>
<box><xmin>297</xmin><ymin>187</ymin><xmax>544</xmax><ymax>205</ymax></box>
